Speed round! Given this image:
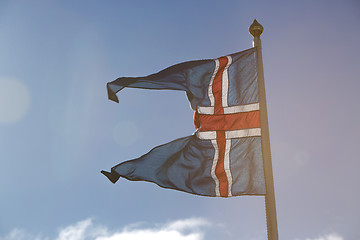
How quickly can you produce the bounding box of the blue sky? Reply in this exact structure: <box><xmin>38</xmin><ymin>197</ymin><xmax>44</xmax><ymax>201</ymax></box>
<box><xmin>0</xmin><ymin>0</ymin><xmax>359</xmax><ymax>239</ymax></box>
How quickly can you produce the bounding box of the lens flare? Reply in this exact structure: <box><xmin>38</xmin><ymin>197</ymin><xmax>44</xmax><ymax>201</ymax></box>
<box><xmin>0</xmin><ymin>78</ymin><xmax>30</xmax><ymax>124</ymax></box>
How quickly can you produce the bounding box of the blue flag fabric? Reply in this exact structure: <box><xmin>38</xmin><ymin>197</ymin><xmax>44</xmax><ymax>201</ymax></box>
<box><xmin>103</xmin><ymin>48</ymin><xmax>266</xmax><ymax>197</ymax></box>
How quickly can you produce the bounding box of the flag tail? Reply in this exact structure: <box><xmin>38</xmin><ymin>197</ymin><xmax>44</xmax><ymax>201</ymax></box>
<box><xmin>101</xmin><ymin>170</ymin><xmax>120</xmax><ymax>183</ymax></box>
<box><xmin>107</xmin><ymin>83</ymin><xmax>120</xmax><ymax>103</ymax></box>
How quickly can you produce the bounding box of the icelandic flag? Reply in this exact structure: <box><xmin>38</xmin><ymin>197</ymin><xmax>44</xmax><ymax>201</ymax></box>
<box><xmin>102</xmin><ymin>48</ymin><xmax>266</xmax><ymax>197</ymax></box>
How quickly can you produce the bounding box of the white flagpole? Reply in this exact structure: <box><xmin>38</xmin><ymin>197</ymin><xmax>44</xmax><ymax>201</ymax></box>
<box><xmin>249</xmin><ymin>19</ymin><xmax>279</xmax><ymax>240</ymax></box>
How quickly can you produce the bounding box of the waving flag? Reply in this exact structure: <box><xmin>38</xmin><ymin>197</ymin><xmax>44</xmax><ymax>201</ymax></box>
<box><xmin>102</xmin><ymin>48</ymin><xmax>266</xmax><ymax>197</ymax></box>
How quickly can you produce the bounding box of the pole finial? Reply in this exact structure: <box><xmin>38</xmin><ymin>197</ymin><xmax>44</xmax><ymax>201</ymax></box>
<box><xmin>249</xmin><ymin>19</ymin><xmax>264</xmax><ymax>38</ymax></box>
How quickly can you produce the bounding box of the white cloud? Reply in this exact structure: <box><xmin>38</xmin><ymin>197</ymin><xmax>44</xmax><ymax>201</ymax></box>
<box><xmin>0</xmin><ymin>228</ymin><xmax>44</xmax><ymax>240</ymax></box>
<box><xmin>164</xmin><ymin>218</ymin><xmax>210</xmax><ymax>232</ymax></box>
<box><xmin>0</xmin><ymin>218</ymin><xmax>210</xmax><ymax>240</ymax></box>
<box><xmin>297</xmin><ymin>233</ymin><xmax>344</xmax><ymax>240</ymax></box>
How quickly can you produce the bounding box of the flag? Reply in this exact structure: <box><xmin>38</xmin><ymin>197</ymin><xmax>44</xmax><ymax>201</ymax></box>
<box><xmin>102</xmin><ymin>48</ymin><xmax>266</xmax><ymax>197</ymax></box>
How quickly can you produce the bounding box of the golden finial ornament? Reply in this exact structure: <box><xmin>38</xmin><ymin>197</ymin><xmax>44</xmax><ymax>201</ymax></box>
<box><xmin>249</xmin><ymin>19</ymin><xmax>264</xmax><ymax>38</ymax></box>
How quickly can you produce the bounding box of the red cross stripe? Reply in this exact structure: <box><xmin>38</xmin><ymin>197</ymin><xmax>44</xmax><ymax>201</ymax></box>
<box><xmin>194</xmin><ymin>55</ymin><xmax>261</xmax><ymax>197</ymax></box>
<box><xmin>195</xmin><ymin>111</ymin><xmax>260</xmax><ymax>132</ymax></box>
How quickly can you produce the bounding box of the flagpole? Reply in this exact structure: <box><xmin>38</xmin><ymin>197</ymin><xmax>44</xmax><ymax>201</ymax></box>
<box><xmin>249</xmin><ymin>19</ymin><xmax>279</xmax><ymax>240</ymax></box>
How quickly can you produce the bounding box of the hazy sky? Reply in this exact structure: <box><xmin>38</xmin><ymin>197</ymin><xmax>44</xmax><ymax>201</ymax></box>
<box><xmin>0</xmin><ymin>1</ymin><xmax>359</xmax><ymax>240</ymax></box>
